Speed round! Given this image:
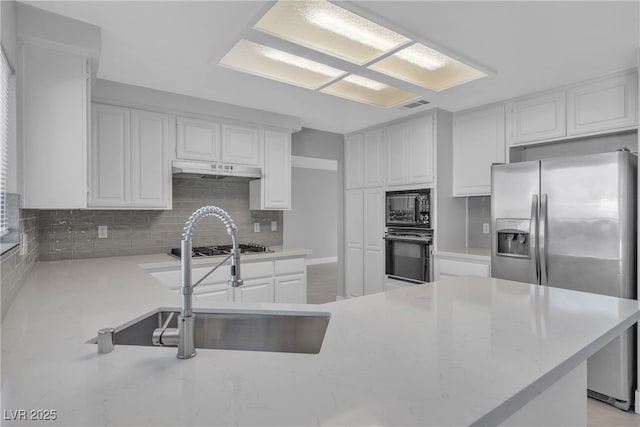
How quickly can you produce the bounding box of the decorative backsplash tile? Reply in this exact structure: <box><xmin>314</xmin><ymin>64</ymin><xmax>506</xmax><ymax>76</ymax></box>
<box><xmin>1</xmin><ymin>209</ymin><xmax>39</xmax><ymax>320</ymax></box>
<box><xmin>38</xmin><ymin>177</ymin><xmax>283</xmax><ymax>261</ymax></box>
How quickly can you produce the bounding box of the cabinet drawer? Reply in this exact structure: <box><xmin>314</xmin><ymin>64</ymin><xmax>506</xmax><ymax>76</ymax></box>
<box><xmin>438</xmin><ymin>258</ymin><xmax>490</xmax><ymax>277</ymax></box>
<box><xmin>242</xmin><ymin>261</ymin><xmax>274</xmax><ymax>279</ymax></box>
<box><xmin>275</xmin><ymin>258</ymin><xmax>305</xmax><ymax>275</ymax></box>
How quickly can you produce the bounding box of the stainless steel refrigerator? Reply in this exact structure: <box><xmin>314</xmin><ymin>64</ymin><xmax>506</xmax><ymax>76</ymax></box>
<box><xmin>491</xmin><ymin>150</ymin><xmax>637</xmax><ymax>410</ymax></box>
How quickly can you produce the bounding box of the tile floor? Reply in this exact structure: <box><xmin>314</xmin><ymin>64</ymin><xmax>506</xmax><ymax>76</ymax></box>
<box><xmin>304</xmin><ymin>262</ymin><xmax>640</xmax><ymax>425</ymax></box>
<box><xmin>588</xmin><ymin>398</ymin><xmax>640</xmax><ymax>426</ymax></box>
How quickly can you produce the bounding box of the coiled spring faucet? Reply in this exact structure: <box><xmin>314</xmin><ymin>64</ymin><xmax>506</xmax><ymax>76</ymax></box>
<box><xmin>152</xmin><ymin>206</ymin><xmax>242</xmax><ymax>359</ymax></box>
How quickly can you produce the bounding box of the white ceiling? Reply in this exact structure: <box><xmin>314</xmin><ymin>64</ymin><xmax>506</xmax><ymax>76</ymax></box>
<box><xmin>23</xmin><ymin>1</ymin><xmax>640</xmax><ymax>134</ymax></box>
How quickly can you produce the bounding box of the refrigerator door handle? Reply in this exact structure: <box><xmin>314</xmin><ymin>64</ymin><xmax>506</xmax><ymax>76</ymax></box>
<box><xmin>539</xmin><ymin>193</ymin><xmax>548</xmax><ymax>286</ymax></box>
<box><xmin>530</xmin><ymin>194</ymin><xmax>539</xmax><ymax>285</ymax></box>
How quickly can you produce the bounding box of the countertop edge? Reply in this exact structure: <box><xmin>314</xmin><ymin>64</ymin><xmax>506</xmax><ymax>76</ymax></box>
<box><xmin>474</xmin><ymin>308</ymin><xmax>640</xmax><ymax>426</ymax></box>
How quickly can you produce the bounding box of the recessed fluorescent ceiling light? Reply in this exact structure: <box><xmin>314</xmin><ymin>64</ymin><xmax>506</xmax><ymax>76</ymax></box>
<box><xmin>219</xmin><ymin>39</ymin><xmax>345</xmax><ymax>90</ymax></box>
<box><xmin>369</xmin><ymin>43</ymin><xmax>487</xmax><ymax>91</ymax></box>
<box><xmin>321</xmin><ymin>74</ymin><xmax>418</xmax><ymax>108</ymax></box>
<box><xmin>254</xmin><ymin>0</ymin><xmax>409</xmax><ymax>65</ymax></box>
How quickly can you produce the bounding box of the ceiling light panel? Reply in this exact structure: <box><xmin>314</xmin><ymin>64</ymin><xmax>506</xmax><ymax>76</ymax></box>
<box><xmin>254</xmin><ymin>0</ymin><xmax>410</xmax><ymax>65</ymax></box>
<box><xmin>321</xmin><ymin>74</ymin><xmax>418</xmax><ymax>107</ymax></box>
<box><xmin>369</xmin><ymin>43</ymin><xmax>487</xmax><ymax>91</ymax></box>
<box><xmin>219</xmin><ymin>39</ymin><xmax>345</xmax><ymax>90</ymax></box>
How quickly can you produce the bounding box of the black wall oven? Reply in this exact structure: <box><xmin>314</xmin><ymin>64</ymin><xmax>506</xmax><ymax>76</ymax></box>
<box><xmin>384</xmin><ymin>189</ymin><xmax>433</xmax><ymax>283</ymax></box>
<box><xmin>384</xmin><ymin>228</ymin><xmax>433</xmax><ymax>283</ymax></box>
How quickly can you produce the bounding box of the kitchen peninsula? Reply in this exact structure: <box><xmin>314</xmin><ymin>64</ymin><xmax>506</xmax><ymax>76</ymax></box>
<box><xmin>2</xmin><ymin>254</ymin><xmax>639</xmax><ymax>426</ymax></box>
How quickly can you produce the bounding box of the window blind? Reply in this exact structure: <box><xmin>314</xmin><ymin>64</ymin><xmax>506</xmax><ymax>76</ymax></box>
<box><xmin>0</xmin><ymin>48</ymin><xmax>10</xmax><ymax>237</ymax></box>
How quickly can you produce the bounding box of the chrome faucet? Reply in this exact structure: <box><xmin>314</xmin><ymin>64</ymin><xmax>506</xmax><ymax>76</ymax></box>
<box><xmin>152</xmin><ymin>206</ymin><xmax>243</xmax><ymax>359</ymax></box>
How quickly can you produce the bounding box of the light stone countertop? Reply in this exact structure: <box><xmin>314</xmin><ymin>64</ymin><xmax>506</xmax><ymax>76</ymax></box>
<box><xmin>2</xmin><ymin>253</ymin><xmax>639</xmax><ymax>426</ymax></box>
<box><xmin>434</xmin><ymin>247</ymin><xmax>491</xmax><ymax>261</ymax></box>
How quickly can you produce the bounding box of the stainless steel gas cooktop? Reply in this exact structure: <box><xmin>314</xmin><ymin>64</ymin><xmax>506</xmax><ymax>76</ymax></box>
<box><xmin>169</xmin><ymin>244</ymin><xmax>272</xmax><ymax>258</ymax></box>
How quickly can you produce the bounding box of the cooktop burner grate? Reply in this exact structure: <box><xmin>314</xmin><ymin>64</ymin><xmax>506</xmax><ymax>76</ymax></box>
<box><xmin>169</xmin><ymin>243</ymin><xmax>272</xmax><ymax>258</ymax></box>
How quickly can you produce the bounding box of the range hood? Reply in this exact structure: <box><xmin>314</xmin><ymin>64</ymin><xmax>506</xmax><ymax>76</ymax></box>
<box><xmin>172</xmin><ymin>160</ymin><xmax>262</xmax><ymax>180</ymax></box>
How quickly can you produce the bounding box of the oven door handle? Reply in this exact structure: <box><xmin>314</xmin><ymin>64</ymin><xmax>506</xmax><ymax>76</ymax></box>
<box><xmin>383</xmin><ymin>235</ymin><xmax>431</xmax><ymax>243</ymax></box>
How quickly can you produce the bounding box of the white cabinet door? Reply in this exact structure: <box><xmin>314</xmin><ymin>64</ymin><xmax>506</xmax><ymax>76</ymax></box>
<box><xmin>90</xmin><ymin>104</ymin><xmax>130</xmax><ymax>206</ymax></box>
<box><xmin>130</xmin><ymin>109</ymin><xmax>170</xmax><ymax>208</ymax></box>
<box><xmin>234</xmin><ymin>277</ymin><xmax>275</xmax><ymax>303</ymax></box>
<box><xmin>90</xmin><ymin>104</ymin><xmax>170</xmax><ymax>209</ymax></box>
<box><xmin>176</xmin><ymin>116</ymin><xmax>220</xmax><ymax>162</ymax></box>
<box><xmin>346</xmin><ymin>190</ymin><xmax>363</xmax><ymax>248</ymax></box>
<box><xmin>363</xmin><ymin>189</ymin><xmax>384</xmax><ymax>295</ymax></box>
<box><xmin>345</xmin><ymin>133</ymin><xmax>363</xmax><ymax>189</ymax></box>
<box><xmin>254</xmin><ymin>128</ymin><xmax>291</xmax><ymax>210</ymax></box>
<box><xmin>434</xmin><ymin>256</ymin><xmax>490</xmax><ymax>280</ymax></box>
<box><xmin>385</xmin><ymin>122</ymin><xmax>407</xmax><ymax>186</ymax></box>
<box><xmin>275</xmin><ymin>273</ymin><xmax>306</xmax><ymax>304</ymax></box>
<box><xmin>221</xmin><ymin>123</ymin><xmax>260</xmax><ymax>166</ymax></box>
<box><xmin>407</xmin><ymin>116</ymin><xmax>434</xmax><ymax>184</ymax></box>
<box><xmin>193</xmin><ymin>286</ymin><xmax>232</xmax><ymax>305</ymax></box>
<box><xmin>346</xmin><ymin>190</ymin><xmax>364</xmax><ymax>297</ymax></box>
<box><xmin>363</xmin><ymin>129</ymin><xmax>384</xmax><ymax>187</ymax></box>
<box><xmin>22</xmin><ymin>43</ymin><xmax>89</xmax><ymax>209</ymax></box>
<box><xmin>567</xmin><ymin>70</ymin><xmax>638</xmax><ymax>136</ymax></box>
<box><xmin>453</xmin><ymin>105</ymin><xmax>505</xmax><ymax>196</ymax></box>
<box><xmin>509</xmin><ymin>90</ymin><xmax>566</xmax><ymax>145</ymax></box>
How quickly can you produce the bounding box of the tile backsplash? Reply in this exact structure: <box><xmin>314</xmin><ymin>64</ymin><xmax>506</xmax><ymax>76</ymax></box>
<box><xmin>1</xmin><ymin>209</ymin><xmax>39</xmax><ymax>320</ymax></box>
<box><xmin>467</xmin><ymin>196</ymin><xmax>491</xmax><ymax>249</ymax></box>
<box><xmin>39</xmin><ymin>177</ymin><xmax>283</xmax><ymax>261</ymax></box>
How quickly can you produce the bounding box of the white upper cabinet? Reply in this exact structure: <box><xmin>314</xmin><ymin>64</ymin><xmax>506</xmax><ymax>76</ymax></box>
<box><xmin>90</xmin><ymin>103</ymin><xmax>171</xmax><ymax>209</ymax></box>
<box><xmin>221</xmin><ymin>123</ymin><xmax>261</xmax><ymax>166</ymax></box>
<box><xmin>346</xmin><ymin>129</ymin><xmax>384</xmax><ymax>189</ymax></box>
<box><xmin>249</xmin><ymin>128</ymin><xmax>291</xmax><ymax>210</ymax></box>
<box><xmin>508</xmin><ymin>90</ymin><xmax>566</xmax><ymax>145</ymax></box>
<box><xmin>453</xmin><ymin>105</ymin><xmax>505</xmax><ymax>196</ymax></box>
<box><xmin>176</xmin><ymin>117</ymin><xmax>220</xmax><ymax>162</ymax></box>
<box><xmin>130</xmin><ymin>110</ymin><xmax>170</xmax><ymax>208</ymax></box>
<box><xmin>90</xmin><ymin>104</ymin><xmax>130</xmax><ymax>206</ymax></box>
<box><xmin>567</xmin><ymin>70</ymin><xmax>638</xmax><ymax>136</ymax></box>
<box><xmin>362</xmin><ymin>129</ymin><xmax>384</xmax><ymax>187</ymax></box>
<box><xmin>385</xmin><ymin>115</ymin><xmax>435</xmax><ymax>187</ymax></box>
<box><xmin>505</xmin><ymin>69</ymin><xmax>638</xmax><ymax>148</ymax></box>
<box><xmin>345</xmin><ymin>133</ymin><xmax>363</xmax><ymax>188</ymax></box>
<box><xmin>385</xmin><ymin>122</ymin><xmax>407</xmax><ymax>186</ymax></box>
<box><xmin>406</xmin><ymin>116</ymin><xmax>435</xmax><ymax>184</ymax></box>
<box><xmin>21</xmin><ymin>43</ymin><xmax>90</xmax><ymax>209</ymax></box>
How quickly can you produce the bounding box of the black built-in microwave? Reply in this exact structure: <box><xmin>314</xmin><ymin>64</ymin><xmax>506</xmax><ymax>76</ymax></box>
<box><xmin>385</xmin><ymin>189</ymin><xmax>431</xmax><ymax>228</ymax></box>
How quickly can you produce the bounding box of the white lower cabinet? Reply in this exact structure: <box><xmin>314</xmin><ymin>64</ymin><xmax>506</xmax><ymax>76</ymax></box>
<box><xmin>194</xmin><ymin>286</ymin><xmax>231</xmax><ymax>305</ymax></box>
<box><xmin>274</xmin><ymin>258</ymin><xmax>307</xmax><ymax>303</ymax></box>
<box><xmin>434</xmin><ymin>253</ymin><xmax>491</xmax><ymax>280</ymax></box>
<box><xmin>234</xmin><ymin>277</ymin><xmax>275</xmax><ymax>303</ymax></box>
<box><xmin>275</xmin><ymin>274</ymin><xmax>306</xmax><ymax>303</ymax></box>
<box><xmin>149</xmin><ymin>257</ymin><xmax>306</xmax><ymax>304</ymax></box>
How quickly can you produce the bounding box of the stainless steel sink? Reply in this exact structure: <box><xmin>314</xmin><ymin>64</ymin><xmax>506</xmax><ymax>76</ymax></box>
<box><xmin>88</xmin><ymin>308</ymin><xmax>331</xmax><ymax>354</ymax></box>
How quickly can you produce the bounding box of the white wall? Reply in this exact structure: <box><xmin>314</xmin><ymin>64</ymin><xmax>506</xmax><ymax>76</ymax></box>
<box><xmin>287</xmin><ymin>127</ymin><xmax>344</xmax><ymax>294</ymax></box>
<box><xmin>284</xmin><ymin>160</ymin><xmax>338</xmax><ymax>263</ymax></box>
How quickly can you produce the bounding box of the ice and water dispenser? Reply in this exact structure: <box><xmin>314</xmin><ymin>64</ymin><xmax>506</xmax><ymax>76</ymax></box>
<box><xmin>495</xmin><ymin>219</ymin><xmax>531</xmax><ymax>258</ymax></box>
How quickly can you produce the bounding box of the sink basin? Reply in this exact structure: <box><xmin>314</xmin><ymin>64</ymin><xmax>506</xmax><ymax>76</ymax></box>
<box><xmin>88</xmin><ymin>308</ymin><xmax>331</xmax><ymax>354</ymax></box>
